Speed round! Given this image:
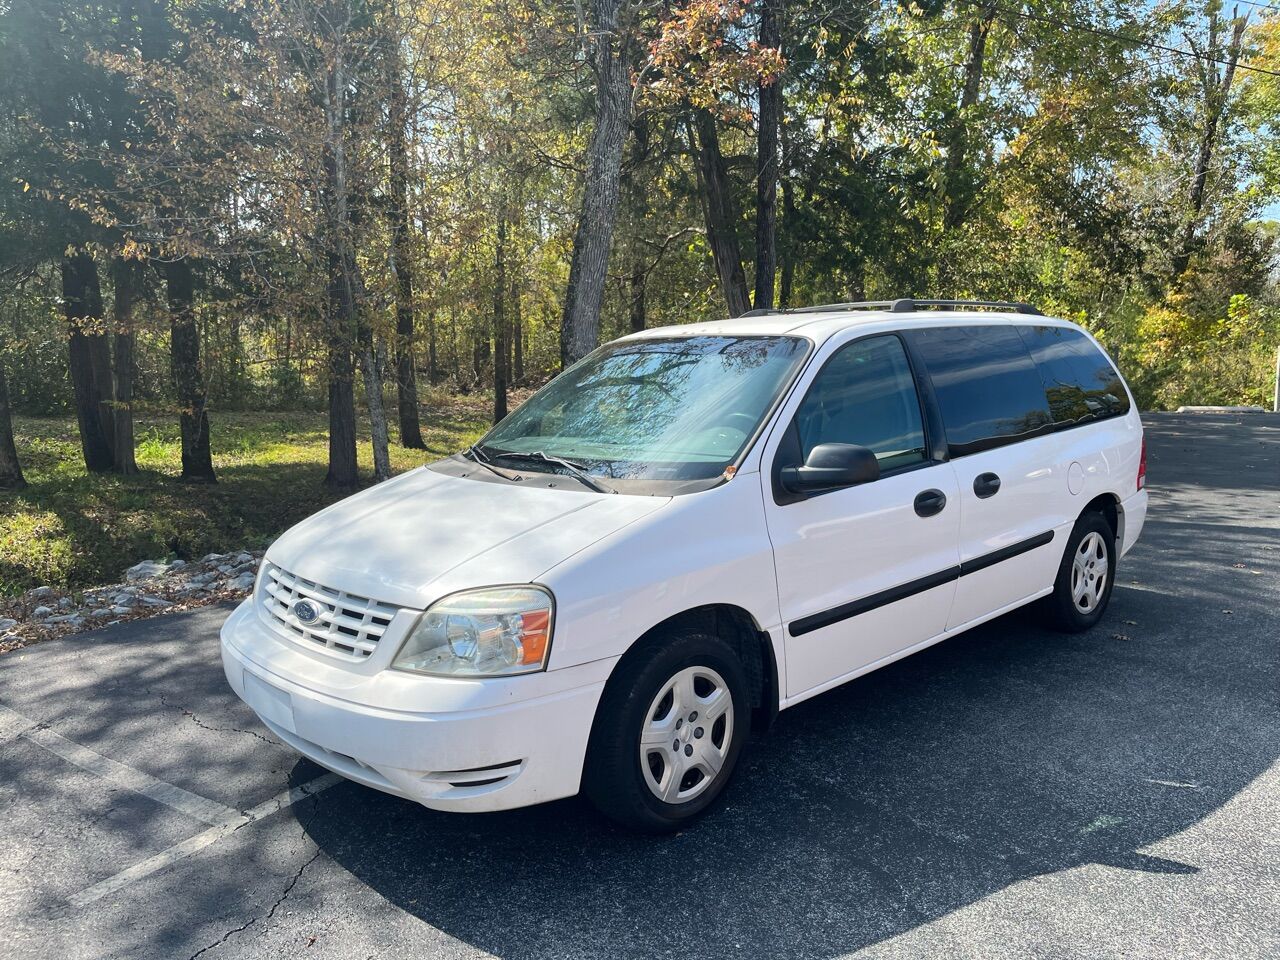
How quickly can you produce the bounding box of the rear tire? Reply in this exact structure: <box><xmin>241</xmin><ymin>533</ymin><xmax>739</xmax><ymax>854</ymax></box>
<box><xmin>583</xmin><ymin>628</ymin><xmax>749</xmax><ymax>833</ymax></box>
<box><xmin>1040</xmin><ymin>511</ymin><xmax>1116</xmax><ymax>632</ymax></box>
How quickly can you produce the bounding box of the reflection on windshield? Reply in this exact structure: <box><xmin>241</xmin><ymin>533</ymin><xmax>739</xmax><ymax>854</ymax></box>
<box><xmin>479</xmin><ymin>335</ymin><xmax>809</xmax><ymax>482</ymax></box>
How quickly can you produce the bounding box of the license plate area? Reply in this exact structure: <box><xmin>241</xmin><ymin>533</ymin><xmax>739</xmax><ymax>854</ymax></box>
<box><xmin>242</xmin><ymin>671</ymin><xmax>297</xmax><ymax>735</ymax></box>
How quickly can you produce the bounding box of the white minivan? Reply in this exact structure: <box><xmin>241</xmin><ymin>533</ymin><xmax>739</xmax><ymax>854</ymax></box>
<box><xmin>221</xmin><ymin>300</ymin><xmax>1148</xmax><ymax>831</ymax></box>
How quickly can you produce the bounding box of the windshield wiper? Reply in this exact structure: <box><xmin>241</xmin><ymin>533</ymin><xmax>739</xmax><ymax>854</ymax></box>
<box><xmin>488</xmin><ymin>450</ymin><xmax>615</xmax><ymax>494</ymax></box>
<box><xmin>462</xmin><ymin>444</ymin><xmax>517</xmax><ymax>481</ymax></box>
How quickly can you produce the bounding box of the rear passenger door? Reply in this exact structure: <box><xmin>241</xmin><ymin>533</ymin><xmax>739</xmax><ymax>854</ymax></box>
<box><xmin>762</xmin><ymin>333</ymin><xmax>961</xmax><ymax>699</ymax></box>
<box><xmin>904</xmin><ymin>324</ymin><xmax>1067</xmax><ymax>629</ymax></box>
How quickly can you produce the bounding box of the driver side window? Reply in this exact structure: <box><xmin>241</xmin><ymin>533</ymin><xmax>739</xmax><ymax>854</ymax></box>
<box><xmin>795</xmin><ymin>335</ymin><xmax>928</xmax><ymax>473</ymax></box>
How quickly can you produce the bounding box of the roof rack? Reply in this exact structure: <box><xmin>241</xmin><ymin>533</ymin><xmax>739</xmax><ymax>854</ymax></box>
<box><xmin>742</xmin><ymin>298</ymin><xmax>1043</xmax><ymax>317</ymax></box>
<box><xmin>889</xmin><ymin>298</ymin><xmax>1043</xmax><ymax>316</ymax></box>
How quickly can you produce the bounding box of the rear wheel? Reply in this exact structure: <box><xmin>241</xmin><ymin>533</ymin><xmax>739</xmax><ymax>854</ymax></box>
<box><xmin>583</xmin><ymin>629</ymin><xmax>748</xmax><ymax>832</ymax></box>
<box><xmin>1041</xmin><ymin>511</ymin><xmax>1116</xmax><ymax>632</ymax></box>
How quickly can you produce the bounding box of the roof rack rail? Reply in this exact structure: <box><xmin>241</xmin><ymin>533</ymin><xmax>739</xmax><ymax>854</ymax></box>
<box><xmin>888</xmin><ymin>298</ymin><xmax>1043</xmax><ymax>316</ymax></box>
<box><xmin>787</xmin><ymin>300</ymin><xmax>897</xmax><ymax>314</ymax></box>
<box><xmin>754</xmin><ymin>298</ymin><xmax>1043</xmax><ymax>317</ymax></box>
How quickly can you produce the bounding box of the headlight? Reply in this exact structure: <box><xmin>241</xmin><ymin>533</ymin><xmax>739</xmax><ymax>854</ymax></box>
<box><xmin>392</xmin><ymin>586</ymin><xmax>554</xmax><ymax>677</ymax></box>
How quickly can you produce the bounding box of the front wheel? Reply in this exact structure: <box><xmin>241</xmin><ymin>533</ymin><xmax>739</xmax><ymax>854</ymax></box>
<box><xmin>583</xmin><ymin>629</ymin><xmax>749</xmax><ymax>832</ymax></box>
<box><xmin>1040</xmin><ymin>511</ymin><xmax>1116</xmax><ymax>632</ymax></box>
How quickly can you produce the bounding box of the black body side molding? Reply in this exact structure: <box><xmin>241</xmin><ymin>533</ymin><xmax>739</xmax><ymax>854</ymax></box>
<box><xmin>788</xmin><ymin>529</ymin><xmax>1056</xmax><ymax>637</ymax></box>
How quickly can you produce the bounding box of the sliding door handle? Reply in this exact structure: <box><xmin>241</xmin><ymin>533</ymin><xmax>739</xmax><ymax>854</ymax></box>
<box><xmin>914</xmin><ymin>489</ymin><xmax>947</xmax><ymax>518</ymax></box>
<box><xmin>973</xmin><ymin>472</ymin><xmax>1002</xmax><ymax>498</ymax></box>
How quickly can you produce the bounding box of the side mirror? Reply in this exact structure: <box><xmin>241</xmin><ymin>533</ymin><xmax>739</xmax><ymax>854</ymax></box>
<box><xmin>780</xmin><ymin>443</ymin><xmax>880</xmax><ymax>493</ymax></box>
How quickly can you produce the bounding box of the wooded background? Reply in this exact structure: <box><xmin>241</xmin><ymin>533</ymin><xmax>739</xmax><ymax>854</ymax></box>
<box><xmin>1</xmin><ymin>0</ymin><xmax>1278</xmax><ymax>496</ymax></box>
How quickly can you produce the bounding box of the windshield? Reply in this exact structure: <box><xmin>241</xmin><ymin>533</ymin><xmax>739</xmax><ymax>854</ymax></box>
<box><xmin>477</xmin><ymin>335</ymin><xmax>810</xmax><ymax>483</ymax></box>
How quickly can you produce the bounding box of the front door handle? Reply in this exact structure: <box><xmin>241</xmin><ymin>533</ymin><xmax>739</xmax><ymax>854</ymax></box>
<box><xmin>914</xmin><ymin>488</ymin><xmax>947</xmax><ymax>518</ymax></box>
<box><xmin>973</xmin><ymin>472</ymin><xmax>1002</xmax><ymax>498</ymax></box>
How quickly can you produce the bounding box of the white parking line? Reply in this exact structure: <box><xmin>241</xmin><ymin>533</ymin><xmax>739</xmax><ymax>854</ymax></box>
<box><xmin>68</xmin><ymin>772</ymin><xmax>342</xmax><ymax>908</ymax></box>
<box><xmin>0</xmin><ymin>702</ymin><xmax>344</xmax><ymax>909</ymax></box>
<box><xmin>0</xmin><ymin>703</ymin><xmax>240</xmax><ymax>825</ymax></box>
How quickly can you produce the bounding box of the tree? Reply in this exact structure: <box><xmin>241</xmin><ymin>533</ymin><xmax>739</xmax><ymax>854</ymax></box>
<box><xmin>493</xmin><ymin>206</ymin><xmax>509</xmax><ymax>422</ymax></box>
<box><xmin>110</xmin><ymin>255</ymin><xmax>139</xmax><ymax>474</ymax></box>
<box><xmin>1172</xmin><ymin>8</ymin><xmax>1251</xmax><ymax>279</ymax></box>
<box><xmin>559</xmin><ymin>0</ymin><xmax>635</xmax><ymax>367</ymax></box>
<box><xmin>62</xmin><ymin>249</ymin><xmax>115</xmax><ymax>472</ymax></box>
<box><xmin>387</xmin><ymin>29</ymin><xmax>426</xmax><ymax>449</ymax></box>
<box><xmin>2</xmin><ymin>0</ymin><xmax>129</xmax><ymax>473</ymax></box>
<box><xmin>0</xmin><ymin>360</ymin><xmax>25</xmax><ymax>490</ymax></box>
<box><xmin>691</xmin><ymin>109</ymin><xmax>751</xmax><ymax>316</ymax></box>
<box><xmin>321</xmin><ymin>34</ymin><xmax>367</xmax><ymax>489</ymax></box>
<box><xmin>644</xmin><ymin>0</ymin><xmax>783</xmax><ymax>316</ymax></box>
<box><xmin>754</xmin><ymin>0</ymin><xmax>783</xmax><ymax>310</ymax></box>
<box><xmin>165</xmin><ymin>258</ymin><xmax>216</xmax><ymax>482</ymax></box>
<box><xmin>941</xmin><ymin>2</ymin><xmax>998</xmax><ymax>234</ymax></box>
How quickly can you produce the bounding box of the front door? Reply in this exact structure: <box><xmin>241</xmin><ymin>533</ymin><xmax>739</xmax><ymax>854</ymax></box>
<box><xmin>761</xmin><ymin>333</ymin><xmax>961</xmax><ymax>700</ymax></box>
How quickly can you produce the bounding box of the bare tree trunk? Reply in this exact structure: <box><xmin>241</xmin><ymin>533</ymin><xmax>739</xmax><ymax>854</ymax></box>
<box><xmin>472</xmin><ymin>333</ymin><xmax>488</xmax><ymax>386</ymax></box>
<box><xmin>692</xmin><ymin>109</ymin><xmax>751</xmax><ymax>317</ymax></box>
<box><xmin>511</xmin><ymin>288</ymin><xmax>524</xmax><ymax>383</ymax></box>
<box><xmin>111</xmin><ymin>256</ymin><xmax>138</xmax><ymax>475</ymax></box>
<box><xmin>321</xmin><ymin>44</ymin><xmax>365</xmax><ymax>488</ymax></box>
<box><xmin>62</xmin><ymin>249</ymin><xmax>115</xmax><ymax>472</ymax></box>
<box><xmin>493</xmin><ymin>210</ymin><xmax>509</xmax><ymax>423</ymax></box>
<box><xmin>0</xmin><ymin>361</ymin><xmax>25</xmax><ymax>490</ymax></box>
<box><xmin>559</xmin><ymin>0</ymin><xmax>631</xmax><ymax>367</ymax></box>
<box><xmin>359</xmin><ymin>335</ymin><xmax>392</xmax><ymax>482</ymax></box>
<box><xmin>323</xmin><ymin>216</ymin><xmax>358</xmax><ymax>488</ymax></box>
<box><xmin>165</xmin><ymin>259</ymin><xmax>216</xmax><ymax>483</ymax></box>
<box><xmin>623</xmin><ymin>113</ymin><xmax>651</xmax><ymax>333</ymax></box>
<box><xmin>779</xmin><ymin>114</ymin><xmax>795</xmax><ymax>308</ymax></box>
<box><xmin>1173</xmin><ymin>13</ymin><xmax>1248</xmax><ymax>279</ymax></box>
<box><xmin>942</xmin><ymin>4</ymin><xmax>996</xmax><ymax>234</ymax></box>
<box><xmin>427</xmin><ymin>311</ymin><xmax>439</xmax><ymax>383</ymax></box>
<box><xmin>389</xmin><ymin>44</ymin><xmax>424</xmax><ymax>449</ymax></box>
<box><xmin>629</xmin><ymin>257</ymin><xmax>647</xmax><ymax>332</ymax></box>
<box><xmin>754</xmin><ymin>0</ymin><xmax>782</xmax><ymax>311</ymax></box>
<box><xmin>448</xmin><ymin>310</ymin><xmax>460</xmax><ymax>386</ymax></box>
<box><xmin>325</xmin><ymin>323</ymin><xmax>358</xmax><ymax>488</ymax></box>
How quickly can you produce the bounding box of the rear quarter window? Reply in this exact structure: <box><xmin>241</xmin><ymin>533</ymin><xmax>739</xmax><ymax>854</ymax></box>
<box><xmin>907</xmin><ymin>324</ymin><xmax>1052</xmax><ymax>457</ymax></box>
<box><xmin>1017</xmin><ymin>325</ymin><xmax>1131</xmax><ymax>425</ymax></box>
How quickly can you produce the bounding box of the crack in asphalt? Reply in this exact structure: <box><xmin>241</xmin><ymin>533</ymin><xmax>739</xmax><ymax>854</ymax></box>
<box><xmin>186</xmin><ymin>804</ymin><xmax>325</xmax><ymax>960</ymax></box>
<box><xmin>155</xmin><ymin>691</ymin><xmax>276</xmax><ymax>745</ymax></box>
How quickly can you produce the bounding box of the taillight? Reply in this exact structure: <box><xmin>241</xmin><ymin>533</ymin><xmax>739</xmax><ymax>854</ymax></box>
<box><xmin>1137</xmin><ymin>436</ymin><xmax>1147</xmax><ymax>491</ymax></box>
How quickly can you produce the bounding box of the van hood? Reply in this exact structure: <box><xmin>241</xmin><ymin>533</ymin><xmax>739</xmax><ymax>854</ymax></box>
<box><xmin>265</xmin><ymin>465</ymin><xmax>670</xmax><ymax>610</ymax></box>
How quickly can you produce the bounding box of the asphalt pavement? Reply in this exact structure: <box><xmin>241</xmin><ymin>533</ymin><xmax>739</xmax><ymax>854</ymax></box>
<box><xmin>1</xmin><ymin>412</ymin><xmax>1277</xmax><ymax>960</ymax></box>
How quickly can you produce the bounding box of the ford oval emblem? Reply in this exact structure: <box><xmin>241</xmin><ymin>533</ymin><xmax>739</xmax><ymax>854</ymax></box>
<box><xmin>292</xmin><ymin>599</ymin><xmax>320</xmax><ymax>625</ymax></box>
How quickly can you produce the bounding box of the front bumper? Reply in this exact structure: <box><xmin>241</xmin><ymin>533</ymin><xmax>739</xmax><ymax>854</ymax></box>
<box><xmin>220</xmin><ymin>599</ymin><xmax>612</xmax><ymax>812</ymax></box>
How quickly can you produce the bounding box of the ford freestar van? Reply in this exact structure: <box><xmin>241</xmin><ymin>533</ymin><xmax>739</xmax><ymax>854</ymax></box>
<box><xmin>221</xmin><ymin>299</ymin><xmax>1147</xmax><ymax>831</ymax></box>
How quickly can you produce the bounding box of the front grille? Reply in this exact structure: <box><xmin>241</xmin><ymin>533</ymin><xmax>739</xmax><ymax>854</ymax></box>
<box><xmin>260</xmin><ymin>562</ymin><xmax>400</xmax><ymax>659</ymax></box>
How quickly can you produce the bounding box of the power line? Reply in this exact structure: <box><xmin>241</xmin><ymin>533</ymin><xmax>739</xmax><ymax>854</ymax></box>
<box><xmin>952</xmin><ymin>0</ymin><xmax>1280</xmax><ymax>79</ymax></box>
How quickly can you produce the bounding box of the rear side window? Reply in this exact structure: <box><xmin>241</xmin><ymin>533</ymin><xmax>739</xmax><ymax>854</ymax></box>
<box><xmin>908</xmin><ymin>325</ymin><xmax>1052</xmax><ymax>456</ymax></box>
<box><xmin>794</xmin><ymin>335</ymin><xmax>928</xmax><ymax>473</ymax></box>
<box><xmin>1017</xmin><ymin>325</ymin><xmax>1130</xmax><ymax>425</ymax></box>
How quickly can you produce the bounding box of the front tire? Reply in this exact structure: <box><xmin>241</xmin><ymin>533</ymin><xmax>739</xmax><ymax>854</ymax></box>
<box><xmin>583</xmin><ymin>628</ymin><xmax>749</xmax><ymax>832</ymax></box>
<box><xmin>1041</xmin><ymin>511</ymin><xmax>1116</xmax><ymax>632</ymax></box>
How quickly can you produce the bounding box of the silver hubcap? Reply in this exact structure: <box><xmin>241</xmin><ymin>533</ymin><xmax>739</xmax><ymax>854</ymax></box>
<box><xmin>1071</xmin><ymin>531</ymin><xmax>1109</xmax><ymax>614</ymax></box>
<box><xmin>640</xmin><ymin>665</ymin><xmax>734</xmax><ymax>805</ymax></box>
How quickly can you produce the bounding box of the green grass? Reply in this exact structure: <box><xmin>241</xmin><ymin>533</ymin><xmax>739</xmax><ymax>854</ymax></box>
<box><xmin>0</xmin><ymin>389</ymin><xmax>493</xmax><ymax>597</ymax></box>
